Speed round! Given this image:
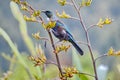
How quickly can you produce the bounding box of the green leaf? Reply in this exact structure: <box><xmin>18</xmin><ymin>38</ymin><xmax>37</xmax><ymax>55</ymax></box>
<box><xmin>0</xmin><ymin>28</ymin><xmax>27</xmax><ymax>68</ymax></box>
<box><xmin>79</xmin><ymin>74</ymin><xmax>89</xmax><ymax>80</ymax></box>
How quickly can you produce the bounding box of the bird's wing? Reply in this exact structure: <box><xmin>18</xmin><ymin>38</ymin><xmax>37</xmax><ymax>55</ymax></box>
<box><xmin>56</xmin><ymin>20</ymin><xmax>74</xmax><ymax>38</ymax></box>
<box><xmin>56</xmin><ymin>20</ymin><xmax>67</xmax><ymax>29</ymax></box>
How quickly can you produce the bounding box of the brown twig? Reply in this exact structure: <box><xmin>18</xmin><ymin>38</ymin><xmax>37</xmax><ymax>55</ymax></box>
<box><xmin>66</xmin><ymin>2</ymin><xmax>73</xmax><ymax>5</ymax></box>
<box><xmin>69</xmin><ymin>16</ymin><xmax>80</xmax><ymax>21</ymax></box>
<box><xmin>47</xmin><ymin>30</ymin><xmax>63</xmax><ymax>77</ymax></box>
<box><xmin>76</xmin><ymin>41</ymin><xmax>88</xmax><ymax>45</ymax></box>
<box><xmin>39</xmin><ymin>37</ymin><xmax>50</xmax><ymax>41</ymax></box>
<box><xmin>71</xmin><ymin>0</ymin><xmax>98</xmax><ymax>80</ymax></box>
<box><xmin>95</xmin><ymin>54</ymin><xmax>107</xmax><ymax>62</ymax></box>
<box><xmin>21</xmin><ymin>2</ymin><xmax>44</xmax><ymax>23</ymax></box>
<box><xmin>45</xmin><ymin>60</ymin><xmax>58</xmax><ymax>66</ymax></box>
<box><xmin>87</xmin><ymin>24</ymin><xmax>97</xmax><ymax>31</ymax></box>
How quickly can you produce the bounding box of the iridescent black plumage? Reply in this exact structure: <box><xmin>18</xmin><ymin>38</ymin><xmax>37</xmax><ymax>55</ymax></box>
<box><xmin>42</xmin><ymin>10</ymin><xmax>83</xmax><ymax>55</ymax></box>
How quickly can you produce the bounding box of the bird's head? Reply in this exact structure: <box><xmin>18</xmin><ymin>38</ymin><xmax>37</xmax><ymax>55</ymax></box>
<box><xmin>41</xmin><ymin>10</ymin><xmax>53</xmax><ymax>18</ymax></box>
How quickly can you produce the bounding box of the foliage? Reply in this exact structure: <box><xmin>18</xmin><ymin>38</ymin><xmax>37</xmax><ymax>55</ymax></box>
<box><xmin>0</xmin><ymin>0</ymin><xmax>119</xmax><ymax>80</ymax></box>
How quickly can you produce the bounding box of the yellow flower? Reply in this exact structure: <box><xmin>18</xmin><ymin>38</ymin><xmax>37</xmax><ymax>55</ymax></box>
<box><xmin>32</xmin><ymin>10</ymin><xmax>41</xmax><ymax>17</ymax></box>
<box><xmin>116</xmin><ymin>51</ymin><xmax>120</xmax><ymax>56</ymax></box>
<box><xmin>107</xmin><ymin>47</ymin><xmax>120</xmax><ymax>56</ymax></box>
<box><xmin>104</xmin><ymin>18</ymin><xmax>112</xmax><ymax>24</ymax></box>
<box><xmin>97</xmin><ymin>18</ymin><xmax>104</xmax><ymax>28</ymax></box>
<box><xmin>57</xmin><ymin>0</ymin><xmax>66</xmax><ymax>6</ymax></box>
<box><xmin>47</xmin><ymin>21</ymin><xmax>56</xmax><ymax>28</ymax></box>
<box><xmin>63</xmin><ymin>67</ymin><xmax>79</xmax><ymax>78</ymax></box>
<box><xmin>107</xmin><ymin>47</ymin><xmax>114</xmax><ymax>56</ymax></box>
<box><xmin>32</xmin><ymin>32</ymin><xmax>40</xmax><ymax>40</ymax></box>
<box><xmin>42</xmin><ymin>21</ymin><xmax>56</xmax><ymax>29</ymax></box>
<box><xmin>21</xmin><ymin>5</ymin><xmax>28</xmax><ymax>11</ymax></box>
<box><xmin>23</xmin><ymin>15</ymin><xmax>30</xmax><ymax>21</ymax></box>
<box><xmin>56</xmin><ymin>11</ymin><xmax>71</xmax><ymax>18</ymax></box>
<box><xmin>29</xmin><ymin>45</ymin><xmax>46</xmax><ymax>66</ymax></box>
<box><xmin>55</xmin><ymin>44</ymin><xmax>71</xmax><ymax>54</ymax></box>
<box><xmin>1</xmin><ymin>71</ymin><xmax>12</xmax><ymax>80</ymax></box>
<box><xmin>97</xmin><ymin>18</ymin><xmax>112</xmax><ymax>28</ymax></box>
<box><xmin>23</xmin><ymin>15</ymin><xmax>36</xmax><ymax>22</ymax></box>
<box><xmin>12</xmin><ymin>0</ymin><xmax>20</xmax><ymax>4</ymax></box>
<box><xmin>29</xmin><ymin>54</ymin><xmax>46</xmax><ymax>66</ymax></box>
<box><xmin>86</xmin><ymin>0</ymin><xmax>92</xmax><ymax>6</ymax></box>
<box><xmin>21</xmin><ymin>1</ymin><xmax>27</xmax><ymax>6</ymax></box>
<box><xmin>41</xmin><ymin>23</ymin><xmax>46</xmax><ymax>29</ymax></box>
<box><xmin>81</xmin><ymin>0</ymin><xmax>92</xmax><ymax>7</ymax></box>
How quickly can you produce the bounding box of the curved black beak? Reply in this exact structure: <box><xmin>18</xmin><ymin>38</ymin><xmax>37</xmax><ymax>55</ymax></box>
<box><xmin>41</xmin><ymin>10</ymin><xmax>46</xmax><ymax>13</ymax></box>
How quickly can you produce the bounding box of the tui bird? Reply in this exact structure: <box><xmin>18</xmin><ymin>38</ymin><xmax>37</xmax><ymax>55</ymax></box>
<box><xmin>42</xmin><ymin>10</ymin><xmax>84</xmax><ymax>55</ymax></box>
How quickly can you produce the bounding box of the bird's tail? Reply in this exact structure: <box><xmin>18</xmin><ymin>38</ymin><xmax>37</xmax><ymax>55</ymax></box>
<box><xmin>69</xmin><ymin>38</ymin><xmax>83</xmax><ymax>55</ymax></box>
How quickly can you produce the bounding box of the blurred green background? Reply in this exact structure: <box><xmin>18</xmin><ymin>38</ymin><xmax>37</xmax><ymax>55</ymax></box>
<box><xmin>0</xmin><ymin>0</ymin><xmax>120</xmax><ymax>80</ymax></box>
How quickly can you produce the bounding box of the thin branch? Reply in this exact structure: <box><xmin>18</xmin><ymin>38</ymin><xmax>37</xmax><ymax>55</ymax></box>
<box><xmin>39</xmin><ymin>37</ymin><xmax>50</xmax><ymax>41</ymax></box>
<box><xmin>35</xmin><ymin>19</ymin><xmax>43</xmax><ymax>23</ymax></box>
<box><xmin>66</xmin><ymin>2</ymin><xmax>73</xmax><ymax>5</ymax></box>
<box><xmin>23</xmin><ymin>2</ymin><xmax>44</xmax><ymax>23</ymax></box>
<box><xmin>45</xmin><ymin>60</ymin><xmax>58</xmax><ymax>66</ymax></box>
<box><xmin>71</xmin><ymin>0</ymin><xmax>98</xmax><ymax>80</ymax></box>
<box><xmin>76</xmin><ymin>41</ymin><xmax>88</xmax><ymax>45</ymax></box>
<box><xmin>95</xmin><ymin>54</ymin><xmax>107</xmax><ymax>62</ymax></box>
<box><xmin>69</xmin><ymin>17</ymin><xmax>80</xmax><ymax>21</ymax></box>
<box><xmin>87</xmin><ymin>24</ymin><xmax>97</xmax><ymax>31</ymax></box>
<box><xmin>78</xmin><ymin>6</ymin><xmax>82</xmax><ymax>11</ymax></box>
<box><xmin>47</xmin><ymin>30</ymin><xmax>63</xmax><ymax>77</ymax></box>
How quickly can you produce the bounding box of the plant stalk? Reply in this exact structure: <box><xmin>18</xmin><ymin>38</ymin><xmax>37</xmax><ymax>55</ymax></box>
<box><xmin>71</xmin><ymin>0</ymin><xmax>98</xmax><ymax>80</ymax></box>
<box><xmin>47</xmin><ymin>30</ymin><xmax>63</xmax><ymax>77</ymax></box>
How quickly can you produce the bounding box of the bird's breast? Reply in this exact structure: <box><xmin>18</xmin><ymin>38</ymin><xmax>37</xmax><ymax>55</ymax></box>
<box><xmin>52</xmin><ymin>26</ymin><xmax>69</xmax><ymax>40</ymax></box>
